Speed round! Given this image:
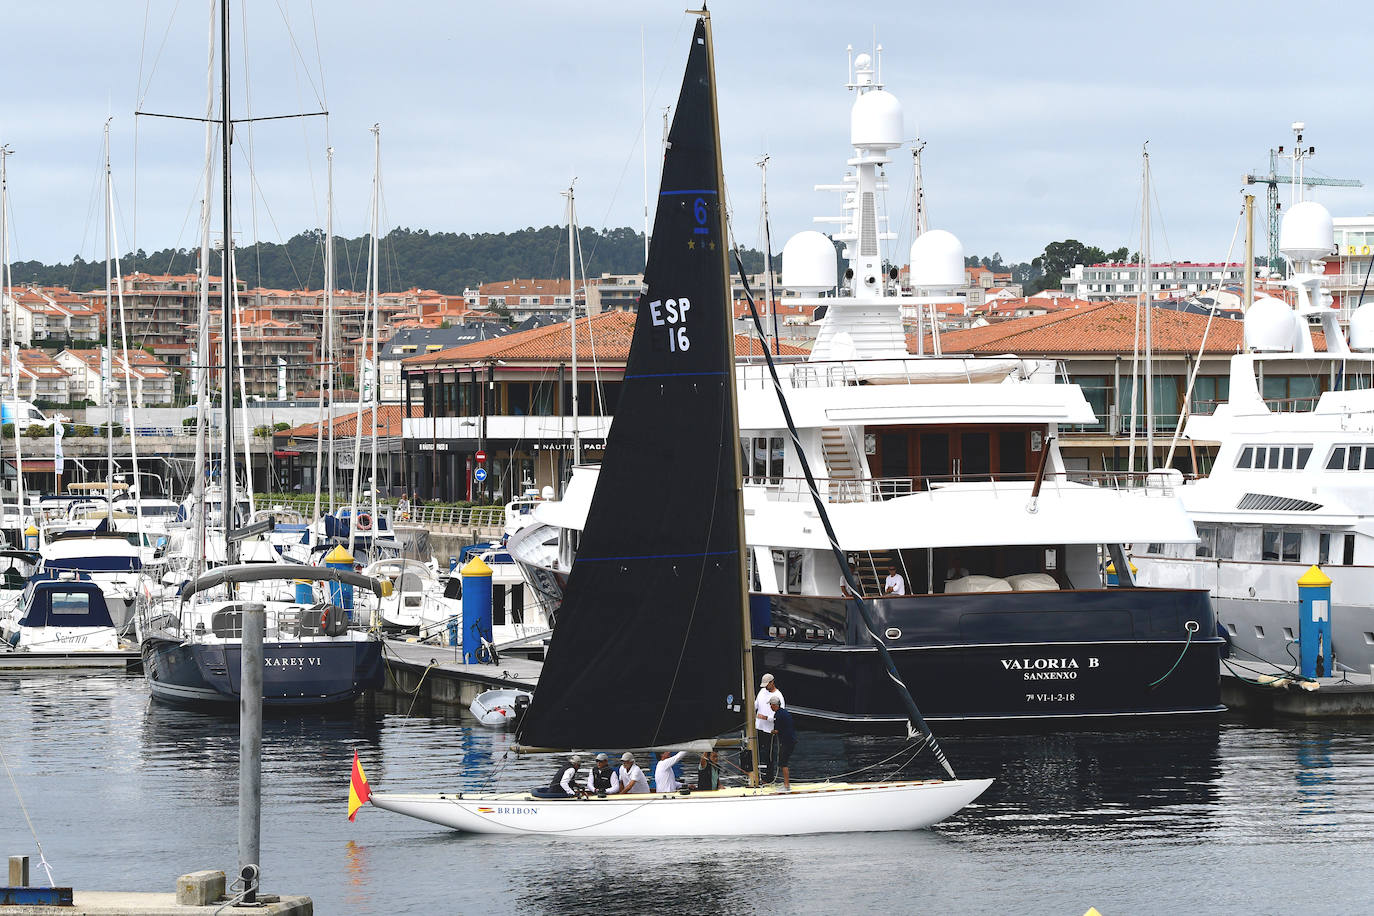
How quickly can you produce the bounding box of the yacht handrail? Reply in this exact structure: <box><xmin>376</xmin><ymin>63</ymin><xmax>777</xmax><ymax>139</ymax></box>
<box><xmin>747</xmin><ymin>470</ymin><xmax>1185</xmax><ymax>503</ymax></box>
<box><xmin>181</xmin><ymin>563</ymin><xmax>385</xmax><ymax>600</ymax></box>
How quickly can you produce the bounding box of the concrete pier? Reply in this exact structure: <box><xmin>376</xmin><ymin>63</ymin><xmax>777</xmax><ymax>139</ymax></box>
<box><xmin>1</xmin><ymin>868</ymin><xmax>310</xmax><ymax>914</ymax></box>
<box><xmin>379</xmin><ymin>638</ymin><xmax>540</xmax><ymax>710</ymax></box>
<box><xmin>1221</xmin><ymin>662</ymin><xmax>1374</xmax><ymax>717</ymax></box>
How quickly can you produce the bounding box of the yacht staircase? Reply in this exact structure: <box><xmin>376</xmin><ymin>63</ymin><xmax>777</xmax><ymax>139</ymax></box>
<box><xmin>820</xmin><ymin>427</ymin><xmax>867</xmax><ymax>502</ymax></box>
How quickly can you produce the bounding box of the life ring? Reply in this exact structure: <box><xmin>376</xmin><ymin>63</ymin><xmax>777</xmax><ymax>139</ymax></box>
<box><xmin>357</xmin><ymin>512</ymin><xmax>372</xmax><ymax>531</ymax></box>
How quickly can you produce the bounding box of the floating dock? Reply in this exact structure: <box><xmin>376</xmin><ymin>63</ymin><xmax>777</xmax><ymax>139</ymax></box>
<box><xmin>379</xmin><ymin>638</ymin><xmax>541</xmax><ymax>709</ymax></box>
<box><xmin>1220</xmin><ymin>662</ymin><xmax>1374</xmax><ymax>717</ymax></box>
<box><xmin>0</xmin><ymin>650</ymin><xmax>140</xmax><ymax>672</ymax></box>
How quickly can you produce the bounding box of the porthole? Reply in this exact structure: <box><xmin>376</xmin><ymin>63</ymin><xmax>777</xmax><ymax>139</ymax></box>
<box><xmin>884</xmin><ymin>627</ymin><xmax>902</xmax><ymax>639</ymax></box>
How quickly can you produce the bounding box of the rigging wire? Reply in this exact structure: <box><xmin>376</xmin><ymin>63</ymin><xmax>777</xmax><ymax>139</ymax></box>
<box><xmin>0</xmin><ymin>742</ymin><xmax>57</xmax><ymax>887</ymax></box>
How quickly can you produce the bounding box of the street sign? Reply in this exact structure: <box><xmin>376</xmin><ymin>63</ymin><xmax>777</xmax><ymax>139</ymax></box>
<box><xmin>475</xmin><ymin>450</ymin><xmax>487</xmax><ymax>462</ymax></box>
<box><xmin>474</xmin><ymin>467</ymin><xmax>488</xmax><ymax>483</ymax></box>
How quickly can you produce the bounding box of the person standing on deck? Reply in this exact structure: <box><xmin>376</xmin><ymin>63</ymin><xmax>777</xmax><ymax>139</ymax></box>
<box><xmin>755</xmin><ymin>673</ymin><xmax>784</xmax><ymax>782</ymax></box>
<box><xmin>655</xmin><ymin>750</ymin><xmax>686</xmax><ymax>793</ymax></box>
<box><xmin>697</xmin><ymin>750</ymin><xmax>721</xmax><ymax>790</ymax></box>
<box><xmin>770</xmin><ymin>697</ymin><xmax>798</xmax><ymax>791</ymax></box>
<box><xmin>884</xmin><ymin>564</ymin><xmax>906</xmax><ymax>596</ymax></box>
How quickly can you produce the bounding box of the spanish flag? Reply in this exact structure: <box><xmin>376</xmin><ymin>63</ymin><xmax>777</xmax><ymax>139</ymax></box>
<box><xmin>348</xmin><ymin>751</ymin><xmax>371</xmax><ymax>822</ymax></box>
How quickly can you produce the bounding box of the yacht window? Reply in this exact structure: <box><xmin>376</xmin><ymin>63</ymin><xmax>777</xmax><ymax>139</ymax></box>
<box><xmin>1268</xmin><ymin>449</ymin><xmax>1281</xmax><ymax>470</ymax></box>
<box><xmin>1350</xmin><ymin>447</ymin><xmax>1363</xmax><ymax>471</ymax></box>
<box><xmin>1283</xmin><ymin>532</ymin><xmax>1302</xmax><ymax>562</ymax></box>
<box><xmin>1237</xmin><ymin>447</ymin><xmax>1254</xmax><ymax>469</ymax></box>
<box><xmin>1195</xmin><ymin>527</ymin><xmax>1216</xmax><ymax>558</ymax></box>
<box><xmin>1282</xmin><ymin>447</ymin><xmax>1295</xmax><ymax>469</ymax></box>
<box><xmin>51</xmin><ymin>592</ymin><xmax>90</xmax><ymax>616</ymax></box>
<box><xmin>1328</xmin><ymin>447</ymin><xmax>1346</xmax><ymax>470</ymax></box>
<box><xmin>1263</xmin><ymin>529</ymin><xmax>1302</xmax><ymax>562</ymax></box>
<box><xmin>1145</xmin><ymin>543</ymin><xmax>1163</xmax><ymax>555</ymax></box>
<box><xmin>784</xmin><ymin>550</ymin><xmax>804</xmax><ymax>595</ymax></box>
<box><xmin>1344</xmin><ymin>534</ymin><xmax>1356</xmax><ymax>565</ymax></box>
<box><xmin>1366</xmin><ymin>448</ymin><xmax>1374</xmax><ymax>471</ymax></box>
<box><xmin>1298</xmin><ymin>447</ymin><xmax>1313</xmax><ymax>468</ymax></box>
<box><xmin>1217</xmin><ymin>527</ymin><xmax>1236</xmax><ymax>560</ymax></box>
<box><xmin>1319</xmin><ymin>532</ymin><xmax>1331</xmax><ymax>565</ymax></box>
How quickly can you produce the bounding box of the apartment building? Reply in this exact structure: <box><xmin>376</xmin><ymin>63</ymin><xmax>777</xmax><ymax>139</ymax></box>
<box><xmin>55</xmin><ymin>348</ymin><xmax>174</xmax><ymax>407</ymax></box>
<box><xmin>1060</xmin><ymin>262</ymin><xmax>1248</xmax><ymax>301</ymax></box>
<box><xmin>0</xmin><ymin>349</ymin><xmax>73</xmax><ymax>404</ymax></box>
<box><xmin>2</xmin><ymin>286</ymin><xmax>102</xmax><ymax>345</ymax></box>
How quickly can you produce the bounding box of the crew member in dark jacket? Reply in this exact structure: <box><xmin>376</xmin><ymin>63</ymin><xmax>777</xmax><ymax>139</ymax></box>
<box><xmin>769</xmin><ymin>697</ymin><xmax>797</xmax><ymax>791</ymax></box>
<box><xmin>548</xmin><ymin>754</ymin><xmax>584</xmax><ymax>797</ymax></box>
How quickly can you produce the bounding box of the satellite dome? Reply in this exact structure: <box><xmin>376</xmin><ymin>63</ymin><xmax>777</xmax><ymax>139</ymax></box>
<box><xmin>1279</xmin><ymin>200</ymin><xmax>1334</xmax><ymax>263</ymax></box>
<box><xmin>1244</xmin><ymin>296</ymin><xmax>1299</xmax><ymax>352</ymax></box>
<box><xmin>1349</xmin><ymin>302</ymin><xmax>1374</xmax><ymax>351</ymax></box>
<box><xmin>850</xmin><ymin>89</ymin><xmax>903</xmax><ymax>150</ymax></box>
<box><xmin>909</xmin><ymin>230</ymin><xmax>966</xmax><ymax>289</ymax></box>
<box><xmin>782</xmin><ymin>231</ymin><xmax>838</xmax><ymax>293</ymax></box>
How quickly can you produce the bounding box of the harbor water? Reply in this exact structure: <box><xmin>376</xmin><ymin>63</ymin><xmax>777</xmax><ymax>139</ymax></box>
<box><xmin>2</xmin><ymin>672</ymin><xmax>1372</xmax><ymax>914</ymax></box>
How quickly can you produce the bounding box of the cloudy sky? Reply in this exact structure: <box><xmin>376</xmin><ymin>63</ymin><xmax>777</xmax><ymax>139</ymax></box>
<box><xmin>3</xmin><ymin>1</ymin><xmax>1373</xmax><ymax>271</ymax></box>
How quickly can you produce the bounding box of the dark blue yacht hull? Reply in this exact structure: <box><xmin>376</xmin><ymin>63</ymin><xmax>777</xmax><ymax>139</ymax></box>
<box><xmin>751</xmin><ymin>587</ymin><xmax>1224</xmax><ymax>729</ymax></box>
<box><xmin>141</xmin><ymin>637</ymin><xmax>384</xmax><ymax>709</ymax></box>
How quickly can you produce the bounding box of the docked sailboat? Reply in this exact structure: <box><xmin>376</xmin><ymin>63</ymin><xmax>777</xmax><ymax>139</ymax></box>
<box><xmin>137</xmin><ymin>0</ymin><xmax>383</xmax><ymax>709</ymax></box>
<box><xmin>366</xmin><ymin>12</ymin><xmax>990</xmax><ymax>835</ymax></box>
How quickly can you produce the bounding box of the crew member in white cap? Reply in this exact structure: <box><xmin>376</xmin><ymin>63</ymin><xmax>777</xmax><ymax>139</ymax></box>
<box><xmin>755</xmin><ymin>674</ymin><xmax>784</xmax><ymax>782</ymax></box>
<box><xmin>585</xmin><ymin>752</ymin><xmax>621</xmax><ymax>795</ymax></box>
<box><xmin>548</xmin><ymin>754</ymin><xmax>584</xmax><ymax>797</ymax></box>
<box><xmin>615</xmin><ymin>752</ymin><xmax>650</xmax><ymax>794</ymax></box>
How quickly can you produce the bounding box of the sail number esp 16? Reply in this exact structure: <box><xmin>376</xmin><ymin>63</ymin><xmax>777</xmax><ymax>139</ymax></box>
<box><xmin>649</xmin><ymin>298</ymin><xmax>691</xmax><ymax>352</ymax></box>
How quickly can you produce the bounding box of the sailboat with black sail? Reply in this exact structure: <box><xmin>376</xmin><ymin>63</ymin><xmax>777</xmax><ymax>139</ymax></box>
<box><xmin>364</xmin><ymin>11</ymin><xmax>990</xmax><ymax>835</ymax></box>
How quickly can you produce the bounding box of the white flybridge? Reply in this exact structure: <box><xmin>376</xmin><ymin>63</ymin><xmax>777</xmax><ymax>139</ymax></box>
<box><xmin>509</xmin><ymin>41</ymin><xmax>1224</xmax><ymax>728</ymax></box>
<box><xmin>1135</xmin><ymin>199</ymin><xmax>1374</xmax><ymax>674</ymax></box>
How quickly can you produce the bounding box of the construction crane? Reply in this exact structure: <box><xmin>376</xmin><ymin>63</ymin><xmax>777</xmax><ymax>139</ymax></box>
<box><xmin>1245</xmin><ymin>122</ymin><xmax>1361</xmax><ymax>271</ymax></box>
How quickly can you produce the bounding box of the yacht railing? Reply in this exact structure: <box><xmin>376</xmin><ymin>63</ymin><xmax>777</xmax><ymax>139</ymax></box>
<box><xmin>245</xmin><ymin>494</ymin><xmax>506</xmax><ymax>530</ymax></box>
<box><xmin>735</xmin><ymin>356</ymin><xmax>1005</xmax><ymax>390</ymax></box>
<box><xmin>746</xmin><ymin>469</ymin><xmax>1184</xmax><ymax>504</ymax></box>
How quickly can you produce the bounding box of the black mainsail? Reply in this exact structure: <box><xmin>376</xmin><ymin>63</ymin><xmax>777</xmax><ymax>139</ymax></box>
<box><xmin>516</xmin><ymin>16</ymin><xmax>746</xmax><ymax>750</ymax></box>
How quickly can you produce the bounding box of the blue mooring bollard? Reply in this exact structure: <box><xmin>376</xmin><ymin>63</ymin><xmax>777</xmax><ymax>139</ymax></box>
<box><xmin>460</xmin><ymin>556</ymin><xmax>493</xmax><ymax>664</ymax></box>
<box><xmin>1297</xmin><ymin>565</ymin><xmax>1333</xmax><ymax>679</ymax></box>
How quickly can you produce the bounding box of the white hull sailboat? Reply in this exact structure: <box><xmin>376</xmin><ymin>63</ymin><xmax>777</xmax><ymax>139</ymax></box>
<box><xmin>361</xmin><ymin>10</ymin><xmax>990</xmax><ymax>837</ymax></box>
<box><xmin>370</xmin><ymin>778</ymin><xmax>991</xmax><ymax>837</ymax></box>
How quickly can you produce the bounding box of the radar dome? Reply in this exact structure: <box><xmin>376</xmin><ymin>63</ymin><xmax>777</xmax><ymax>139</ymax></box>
<box><xmin>909</xmin><ymin>230</ymin><xmax>966</xmax><ymax>289</ymax></box>
<box><xmin>850</xmin><ymin>89</ymin><xmax>903</xmax><ymax>150</ymax></box>
<box><xmin>1349</xmin><ymin>302</ymin><xmax>1374</xmax><ymax>351</ymax></box>
<box><xmin>782</xmin><ymin>231</ymin><xmax>838</xmax><ymax>293</ymax></box>
<box><xmin>1279</xmin><ymin>200</ymin><xmax>1334</xmax><ymax>263</ymax></box>
<box><xmin>1244</xmin><ymin>296</ymin><xmax>1299</xmax><ymax>352</ymax></box>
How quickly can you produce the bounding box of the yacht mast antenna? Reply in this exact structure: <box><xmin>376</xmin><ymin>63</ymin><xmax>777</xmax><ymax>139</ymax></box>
<box><xmin>758</xmin><ymin>155</ymin><xmax>779</xmax><ymax>353</ymax></box>
<box><xmin>564</xmin><ymin>181</ymin><xmax>581</xmax><ymax>470</ymax></box>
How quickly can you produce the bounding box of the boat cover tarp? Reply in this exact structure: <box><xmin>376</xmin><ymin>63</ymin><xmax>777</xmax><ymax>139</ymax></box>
<box><xmin>19</xmin><ymin>580</ymin><xmax>115</xmax><ymax>628</ymax></box>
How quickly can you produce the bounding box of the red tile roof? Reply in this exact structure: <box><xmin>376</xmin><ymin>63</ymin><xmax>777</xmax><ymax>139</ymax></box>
<box><xmin>913</xmin><ymin>300</ymin><xmax>1283</xmax><ymax>355</ymax></box>
<box><xmin>404</xmin><ymin>311</ymin><xmax>806</xmax><ymax>367</ymax></box>
<box><xmin>276</xmin><ymin>404</ymin><xmax>420</xmax><ymax>439</ymax></box>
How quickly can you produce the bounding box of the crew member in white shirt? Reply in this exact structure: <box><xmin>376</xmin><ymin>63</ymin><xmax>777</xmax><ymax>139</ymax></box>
<box><xmin>654</xmin><ymin>750</ymin><xmax>686</xmax><ymax>793</ymax></box>
<box><xmin>615</xmin><ymin>752</ymin><xmax>650</xmax><ymax>794</ymax></box>
<box><xmin>755</xmin><ymin>673</ymin><xmax>784</xmax><ymax>782</ymax></box>
<box><xmin>884</xmin><ymin>565</ymin><xmax>906</xmax><ymax>596</ymax></box>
